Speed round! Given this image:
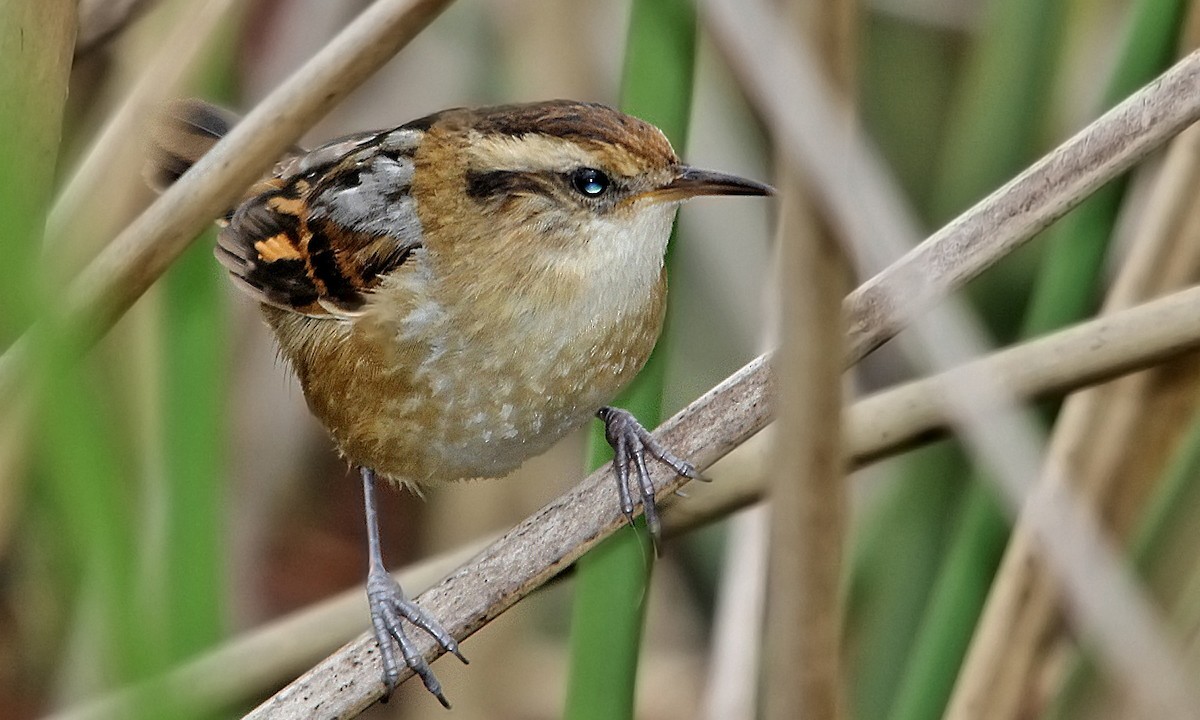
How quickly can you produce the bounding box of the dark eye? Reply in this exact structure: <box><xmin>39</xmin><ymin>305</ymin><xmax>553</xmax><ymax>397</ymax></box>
<box><xmin>570</xmin><ymin>167</ymin><xmax>611</xmax><ymax>197</ymax></box>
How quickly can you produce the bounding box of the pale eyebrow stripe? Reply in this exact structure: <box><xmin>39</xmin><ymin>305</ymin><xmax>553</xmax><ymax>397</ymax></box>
<box><xmin>466</xmin><ymin>132</ymin><xmax>644</xmax><ymax>177</ymax></box>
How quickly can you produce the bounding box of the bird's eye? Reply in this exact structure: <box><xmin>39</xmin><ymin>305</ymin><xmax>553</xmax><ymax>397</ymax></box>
<box><xmin>570</xmin><ymin>167</ymin><xmax>611</xmax><ymax>197</ymax></box>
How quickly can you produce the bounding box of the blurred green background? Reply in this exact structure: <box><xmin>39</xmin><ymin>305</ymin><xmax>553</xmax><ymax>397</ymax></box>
<box><xmin>2</xmin><ymin>0</ymin><xmax>1199</xmax><ymax>719</ymax></box>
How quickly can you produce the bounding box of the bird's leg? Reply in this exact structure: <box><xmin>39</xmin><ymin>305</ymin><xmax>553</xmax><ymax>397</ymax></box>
<box><xmin>596</xmin><ymin>406</ymin><xmax>706</xmax><ymax>546</ymax></box>
<box><xmin>361</xmin><ymin>466</ymin><xmax>467</xmax><ymax>707</ymax></box>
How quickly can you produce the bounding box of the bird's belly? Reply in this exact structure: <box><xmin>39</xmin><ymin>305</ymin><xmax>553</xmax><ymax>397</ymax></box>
<box><xmin>402</xmin><ymin>315</ymin><xmax>659</xmax><ymax>482</ymax></box>
<box><xmin>272</xmin><ymin>246</ymin><xmax>668</xmax><ymax>488</ymax></box>
<box><xmin>283</xmin><ymin>296</ymin><xmax>665</xmax><ymax>488</ymax></box>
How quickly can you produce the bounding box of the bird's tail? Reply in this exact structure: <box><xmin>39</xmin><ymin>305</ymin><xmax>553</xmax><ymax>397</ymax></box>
<box><xmin>144</xmin><ymin>98</ymin><xmax>239</xmax><ymax>193</ymax></box>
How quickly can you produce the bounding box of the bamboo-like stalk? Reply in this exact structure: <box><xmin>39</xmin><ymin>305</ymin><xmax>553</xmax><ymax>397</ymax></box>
<box><xmin>765</xmin><ymin>166</ymin><xmax>848</xmax><ymax>720</ymax></box>
<box><xmin>0</xmin><ymin>0</ymin><xmax>75</xmax><ymax>314</ymax></box>
<box><xmin>763</xmin><ymin>0</ymin><xmax>854</xmax><ymax>718</ymax></box>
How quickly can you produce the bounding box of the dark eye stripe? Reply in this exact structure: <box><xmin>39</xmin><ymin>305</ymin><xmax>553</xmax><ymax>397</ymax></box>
<box><xmin>464</xmin><ymin>169</ymin><xmax>545</xmax><ymax>199</ymax></box>
<box><xmin>463</xmin><ymin>167</ymin><xmax>621</xmax><ymax>206</ymax></box>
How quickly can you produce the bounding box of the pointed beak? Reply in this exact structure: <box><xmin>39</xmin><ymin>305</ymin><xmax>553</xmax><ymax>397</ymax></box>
<box><xmin>646</xmin><ymin>166</ymin><xmax>775</xmax><ymax>203</ymax></box>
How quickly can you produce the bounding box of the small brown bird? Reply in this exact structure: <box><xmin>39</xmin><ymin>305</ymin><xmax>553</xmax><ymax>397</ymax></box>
<box><xmin>149</xmin><ymin>99</ymin><xmax>771</xmax><ymax>705</ymax></box>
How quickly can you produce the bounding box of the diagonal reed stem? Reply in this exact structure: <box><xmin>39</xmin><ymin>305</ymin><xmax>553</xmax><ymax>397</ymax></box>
<box><xmin>48</xmin><ymin>278</ymin><xmax>1200</xmax><ymax>720</ymax></box>
<box><xmin>11</xmin><ymin>0</ymin><xmax>1200</xmax><ymax>715</ymax></box>
<box><xmin>706</xmin><ymin>0</ymin><xmax>1199</xmax><ymax>714</ymax></box>
<box><xmin>238</xmin><ymin>38</ymin><xmax>1200</xmax><ymax>720</ymax></box>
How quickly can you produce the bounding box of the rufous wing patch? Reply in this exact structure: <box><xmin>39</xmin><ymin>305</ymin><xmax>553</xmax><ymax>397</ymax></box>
<box><xmin>253</xmin><ymin>233</ymin><xmax>304</xmax><ymax>262</ymax></box>
<box><xmin>217</xmin><ymin>130</ymin><xmax>424</xmax><ymax>318</ymax></box>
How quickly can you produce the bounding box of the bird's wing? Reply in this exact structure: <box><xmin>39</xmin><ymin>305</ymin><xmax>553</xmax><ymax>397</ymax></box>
<box><xmin>146</xmin><ymin>99</ymin><xmax>426</xmax><ymax>319</ymax></box>
<box><xmin>217</xmin><ymin>127</ymin><xmax>426</xmax><ymax>318</ymax></box>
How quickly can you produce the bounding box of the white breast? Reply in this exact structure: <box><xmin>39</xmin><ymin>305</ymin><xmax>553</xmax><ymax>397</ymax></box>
<box><xmin>541</xmin><ymin>201</ymin><xmax>676</xmax><ymax>335</ymax></box>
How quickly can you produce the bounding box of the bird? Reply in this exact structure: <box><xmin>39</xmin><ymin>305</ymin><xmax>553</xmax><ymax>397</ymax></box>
<box><xmin>147</xmin><ymin>98</ymin><xmax>772</xmax><ymax>706</ymax></box>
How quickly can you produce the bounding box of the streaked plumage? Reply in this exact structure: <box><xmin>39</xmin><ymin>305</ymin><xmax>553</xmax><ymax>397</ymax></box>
<box><xmin>152</xmin><ymin>100</ymin><xmax>683</xmax><ymax>488</ymax></box>
<box><xmin>146</xmin><ymin>98</ymin><xmax>771</xmax><ymax>704</ymax></box>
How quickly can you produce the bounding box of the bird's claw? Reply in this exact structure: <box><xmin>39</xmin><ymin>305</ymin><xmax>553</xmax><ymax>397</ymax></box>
<box><xmin>367</xmin><ymin>566</ymin><xmax>467</xmax><ymax>707</ymax></box>
<box><xmin>597</xmin><ymin>406</ymin><xmax>704</xmax><ymax>548</ymax></box>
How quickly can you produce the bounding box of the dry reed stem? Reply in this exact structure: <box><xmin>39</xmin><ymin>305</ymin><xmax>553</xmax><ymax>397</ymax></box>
<box><xmin>664</xmin><ymin>281</ymin><xmax>1200</xmax><ymax>532</ymax></box>
<box><xmin>10</xmin><ymin>0</ymin><xmax>1200</xmax><ymax>713</ymax></box>
<box><xmin>1099</xmin><ymin>150</ymin><xmax>1200</xmax><ymax>532</ymax></box>
<box><xmin>234</xmin><ymin>282</ymin><xmax>1200</xmax><ymax>716</ymax></box>
<box><xmin>706</xmin><ymin>0</ymin><xmax>1199</xmax><ymax>714</ymax></box>
<box><xmin>0</xmin><ymin>0</ymin><xmax>243</xmax><ymax>518</ymax></box>
<box><xmin>763</xmin><ymin>0</ymin><xmax>854</xmax><ymax>718</ymax></box>
<box><xmin>947</xmin><ymin>120</ymin><xmax>1200</xmax><ymax>720</ymax></box>
<box><xmin>765</xmin><ymin>185</ymin><xmax>848</xmax><ymax>719</ymax></box>
<box><xmin>235</xmin><ymin>16</ymin><xmax>1200</xmax><ymax>719</ymax></box>
<box><xmin>765</xmin><ymin>209</ymin><xmax>848</xmax><ymax>718</ymax></box>
<box><xmin>75</xmin><ymin>0</ymin><xmax>160</xmax><ymax>56</ymax></box>
<box><xmin>40</xmin><ymin>279</ymin><xmax>1200</xmax><ymax>720</ymax></box>
<box><xmin>700</xmin><ymin>503</ymin><xmax>770</xmax><ymax>720</ymax></box>
<box><xmin>48</xmin><ymin>0</ymin><xmax>240</xmax><ymax>271</ymax></box>
<box><xmin>0</xmin><ymin>0</ymin><xmax>77</xmax><ymax>554</ymax></box>
<box><xmin>0</xmin><ymin>0</ymin><xmax>455</xmax><ymax>407</ymax></box>
<box><xmin>1</xmin><ymin>0</ymin><xmax>1192</xmax><ymax>407</ymax></box>
<box><xmin>764</xmin><ymin>172</ymin><xmax>846</xmax><ymax>710</ymax></box>
<box><xmin>845</xmin><ymin>284</ymin><xmax>1200</xmax><ymax>465</ymax></box>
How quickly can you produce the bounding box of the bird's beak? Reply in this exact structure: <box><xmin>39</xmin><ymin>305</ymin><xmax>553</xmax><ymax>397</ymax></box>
<box><xmin>644</xmin><ymin>166</ymin><xmax>775</xmax><ymax>203</ymax></box>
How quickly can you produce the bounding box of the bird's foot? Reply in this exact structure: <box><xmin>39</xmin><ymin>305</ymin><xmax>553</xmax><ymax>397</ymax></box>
<box><xmin>367</xmin><ymin>565</ymin><xmax>467</xmax><ymax>707</ymax></box>
<box><xmin>597</xmin><ymin>406</ymin><xmax>706</xmax><ymax>548</ymax></box>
